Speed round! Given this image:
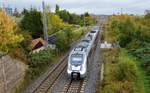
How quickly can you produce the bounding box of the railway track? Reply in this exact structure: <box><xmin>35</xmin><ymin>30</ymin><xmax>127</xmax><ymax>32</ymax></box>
<box><xmin>62</xmin><ymin>79</ymin><xmax>84</xmax><ymax>93</ymax></box>
<box><xmin>32</xmin><ymin>54</ymin><xmax>68</xmax><ymax>93</ymax></box>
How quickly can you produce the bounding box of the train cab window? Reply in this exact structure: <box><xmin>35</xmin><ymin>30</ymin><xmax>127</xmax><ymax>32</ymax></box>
<box><xmin>90</xmin><ymin>31</ymin><xmax>96</xmax><ymax>33</ymax></box>
<box><xmin>71</xmin><ymin>54</ymin><xmax>83</xmax><ymax>65</ymax></box>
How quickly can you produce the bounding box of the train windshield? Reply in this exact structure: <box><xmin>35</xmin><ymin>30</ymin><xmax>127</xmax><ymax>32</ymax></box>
<box><xmin>71</xmin><ymin>54</ymin><xmax>83</xmax><ymax>65</ymax></box>
<box><xmin>90</xmin><ymin>31</ymin><xmax>96</xmax><ymax>33</ymax></box>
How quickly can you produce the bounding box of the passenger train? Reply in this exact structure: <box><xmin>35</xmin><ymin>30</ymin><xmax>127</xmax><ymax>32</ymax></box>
<box><xmin>67</xmin><ymin>26</ymin><xmax>100</xmax><ymax>79</ymax></box>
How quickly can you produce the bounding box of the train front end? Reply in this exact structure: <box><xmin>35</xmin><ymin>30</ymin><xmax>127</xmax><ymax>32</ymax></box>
<box><xmin>67</xmin><ymin>52</ymin><xmax>87</xmax><ymax>79</ymax></box>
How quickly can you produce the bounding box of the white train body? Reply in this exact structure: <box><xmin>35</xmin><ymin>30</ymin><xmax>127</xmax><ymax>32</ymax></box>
<box><xmin>67</xmin><ymin>26</ymin><xmax>100</xmax><ymax>79</ymax></box>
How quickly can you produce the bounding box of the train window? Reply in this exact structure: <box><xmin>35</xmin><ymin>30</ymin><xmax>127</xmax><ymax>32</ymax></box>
<box><xmin>74</xmin><ymin>47</ymin><xmax>82</xmax><ymax>51</ymax></box>
<box><xmin>71</xmin><ymin>54</ymin><xmax>83</xmax><ymax>65</ymax></box>
<box><xmin>82</xmin><ymin>40</ymin><xmax>90</xmax><ymax>43</ymax></box>
<box><xmin>87</xmin><ymin>35</ymin><xmax>93</xmax><ymax>40</ymax></box>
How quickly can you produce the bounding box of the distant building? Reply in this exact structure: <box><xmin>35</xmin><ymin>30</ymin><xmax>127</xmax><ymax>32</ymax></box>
<box><xmin>13</xmin><ymin>8</ymin><xmax>19</xmax><ymax>16</ymax></box>
<box><xmin>4</xmin><ymin>7</ymin><xmax>13</xmax><ymax>16</ymax></box>
<box><xmin>145</xmin><ymin>10</ymin><xmax>150</xmax><ymax>14</ymax></box>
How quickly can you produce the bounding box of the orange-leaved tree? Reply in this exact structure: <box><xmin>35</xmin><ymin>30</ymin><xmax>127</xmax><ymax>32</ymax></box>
<box><xmin>0</xmin><ymin>10</ymin><xmax>24</xmax><ymax>53</ymax></box>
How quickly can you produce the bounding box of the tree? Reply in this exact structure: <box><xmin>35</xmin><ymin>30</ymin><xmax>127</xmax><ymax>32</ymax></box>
<box><xmin>47</xmin><ymin>13</ymin><xmax>65</xmax><ymax>34</ymax></box>
<box><xmin>84</xmin><ymin>12</ymin><xmax>90</xmax><ymax>17</ymax></box>
<box><xmin>59</xmin><ymin>10</ymin><xmax>71</xmax><ymax>23</ymax></box>
<box><xmin>22</xmin><ymin>8</ymin><xmax>28</xmax><ymax>15</ymax></box>
<box><xmin>69</xmin><ymin>13</ymin><xmax>81</xmax><ymax>24</ymax></box>
<box><xmin>144</xmin><ymin>13</ymin><xmax>150</xmax><ymax>19</ymax></box>
<box><xmin>55</xmin><ymin>5</ymin><xmax>95</xmax><ymax>26</ymax></box>
<box><xmin>55</xmin><ymin>32</ymin><xmax>69</xmax><ymax>52</ymax></box>
<box><xmin>20</xmin><ymin>9</ymin><xmax>43</xmax><ymax>38</ymax></box>
<box><xmin>85</xmin><ymin>16</ymin><xmax>95</xmax><ymax>26</ymax></box>
<box><xmin>0</xmin><ymin>11</ymin><xmax>24</xmax><ymax>53</ymax></box>
<box><xmin>64</xmin><ymin>27</ymin><xmax>73</xmax><ymax>44</ymax></box>
<box><xmin>55</xmin><ymin>4</ymin><xmax>59</xmax><ymax>14</ymax></box>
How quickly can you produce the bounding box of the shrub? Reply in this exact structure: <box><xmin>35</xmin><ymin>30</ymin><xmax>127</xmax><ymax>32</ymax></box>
<box><xmin>101</xmin><ymin>49</ymin><xmax>144</xmax><ymax>93</ymax></box>
<box><xmin>113</xmin><ymin>59</ymin><xmax>138</xmax><ymax>82</ymax></box>
<box><xmin>103</xmin><ymin>81</ymin><xmax>135</xmax><ymax>93</ymax></box>
<box><xmin>27</xmin><ymin>49</ymin><xmax>53</xmax><ymax>80</ymax></box>
<box><xmin>9</xmin><ymin>48</ymin><xmax>27</xmax><ymax>62</ymax></box>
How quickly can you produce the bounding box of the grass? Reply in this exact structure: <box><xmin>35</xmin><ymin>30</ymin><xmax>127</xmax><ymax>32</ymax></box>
<box><xmin>131</xmin><ymin>47</ymin><xmax>150</xmax><ymax>93</ymax></box>
<box><xmin>99</xmin><ymin>48</ymin><xmax>145</xmax><ymax>93</ymax></box>
<box><xmin>135</xmin><ymin>58</ymin><xmax>150</xmax><ymax>93</ymax></box>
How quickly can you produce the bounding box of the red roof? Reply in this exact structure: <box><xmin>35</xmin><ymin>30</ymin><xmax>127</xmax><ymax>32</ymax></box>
<box><xmin>31</xmin><ymin>38</ymin><xmax>48</xmax><ymax>49</ymax></box>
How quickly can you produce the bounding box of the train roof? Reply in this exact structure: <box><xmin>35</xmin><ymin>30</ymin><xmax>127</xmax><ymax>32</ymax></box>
<box><xmin>82</xmin><ymin>38</ymin><xmax>91</xmax><ymax>42</ymax></box>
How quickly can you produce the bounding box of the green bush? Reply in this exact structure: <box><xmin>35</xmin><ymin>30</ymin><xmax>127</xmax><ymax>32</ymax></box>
<box><xmin>27</xmin><ymin>49</ymin><xmax>53</xmax><ymax>80</ymax></box>
<box><xmin>101</xmin><ymin>49</ymin><xmax>144</xmax><ymax>93</ymax></box>
<box><xmin>113</xmin><ymin>57</ymin><xmax>138</xmax><ymax>82</ymax></box>
<box><xmin>55</xmin><ymin>27</ymin><xmax>84</xmax><ymax>52</ymax></box>
<box><xmin>55</xmin><ymin>31</ymin><xmax>70</xmax><ymax>52</ymax></box>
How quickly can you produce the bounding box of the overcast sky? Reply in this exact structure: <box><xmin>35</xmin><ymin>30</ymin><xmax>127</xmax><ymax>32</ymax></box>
<box><xmin>1</xmin><ymin>0</ymin><xmax>150</xmax><ymax>15</ymax></box>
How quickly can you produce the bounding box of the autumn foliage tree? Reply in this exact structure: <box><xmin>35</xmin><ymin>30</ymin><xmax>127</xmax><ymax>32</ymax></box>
<box><xmin>47</xmin><ymin>13</ymin><xmax>65</xmax><ymax>34</ymax></box>
<box><xmin>109</xmin><ymin>14</ymin><xmax>150</xmax><ymax>48</ymax></box>
<box><xmin>0</xmin><ymin>11</ymin><xmax>23</xmax><ymax>53</ymax></box>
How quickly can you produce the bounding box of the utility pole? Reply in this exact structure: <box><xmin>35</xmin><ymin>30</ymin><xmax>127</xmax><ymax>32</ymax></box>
<box><xmin>42</xmin><ymin>1</ymin><xmax>48</xmax><ymax>44</ymax></box>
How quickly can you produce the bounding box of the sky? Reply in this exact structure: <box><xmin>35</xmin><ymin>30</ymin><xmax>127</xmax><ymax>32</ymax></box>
<box><xmin>1</xmin><ymin>0</ymin><xmax>150</xmax><ymax>15</ymax></box>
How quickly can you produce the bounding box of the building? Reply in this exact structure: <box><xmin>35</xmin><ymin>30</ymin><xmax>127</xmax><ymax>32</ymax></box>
<box><xmin>48</xmin><ymin>35</ymin><xmax>57</xmax><ymax>44</ymax></box>
<box><xmin>145</xmin><ymin>10</ymin><xmax>150</xmax><ymax>14</ymax></box>
<box><xmin>47</xmin><ymin>35</ymin><xmax>57</xmax><ymax>49</ymax></box>
<box><xmin>31</xmin><ymin>38</ymin><xmax>48</xmax><ymax>50</ymax></box>
<box><xmin>4</xmin><ymin>7</ymin><xmax>13</xmax><ymax>16</ymax></box>
<box><xmin>13</xmin><ymin>8</ymin><xmax>19</xmax><ymax>16</ymax></box>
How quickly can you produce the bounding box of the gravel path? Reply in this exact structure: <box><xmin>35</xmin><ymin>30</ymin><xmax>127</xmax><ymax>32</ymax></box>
<box><xmin>84</xmin><ymin>39</ymin><xmax>102</xmax><ymax>93</ymax></box>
